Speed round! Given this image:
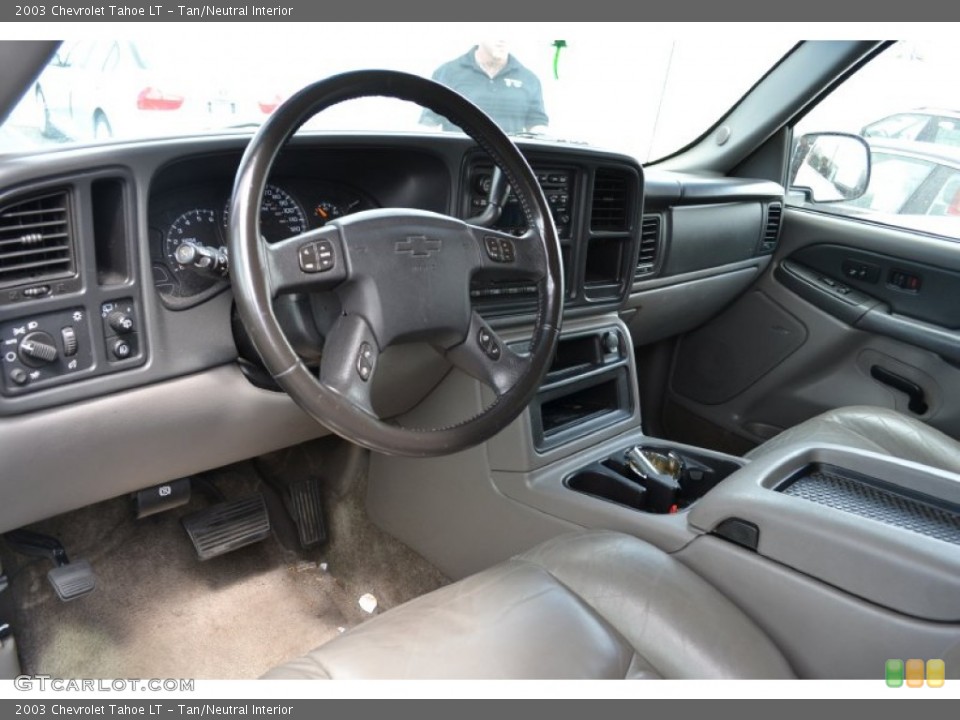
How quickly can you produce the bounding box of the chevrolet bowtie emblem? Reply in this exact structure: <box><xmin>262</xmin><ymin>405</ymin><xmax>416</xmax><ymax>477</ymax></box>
<box><xmin>395</xmin><ymin>236</ymin><xmax>441</xmax><ymax>257</ymax></box>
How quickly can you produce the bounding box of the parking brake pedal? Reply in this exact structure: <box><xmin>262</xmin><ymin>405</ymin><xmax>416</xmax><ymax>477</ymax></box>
<box><xmin>181</xmin><ymin>493</ymin><xmax>271</xmax><ymax>561</ymax></box>
<box><xmin>286</xmin><ymin>478</ymin><xmax>327</xmax><ymax>548</ymax></box>
<box><xmin>3</xmin><ymin>530</ymin><xmax>96</xmax><ymax>602</ymax></box>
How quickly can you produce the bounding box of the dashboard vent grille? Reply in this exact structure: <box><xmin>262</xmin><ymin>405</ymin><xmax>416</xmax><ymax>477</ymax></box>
<box><xmin>759</xmin><ymin>202</ymin><xmax>783</xmax><ymax>254</ymax></box>
<box><xmin>636</xmin><ymin>215</ymin><xmax>662</xmax><ymax>279</ymax></box>
<box><xmin>0</xmin><ymin>191</ymin><xmax>74</xmax><ymax>287</ymax></box>
<box><xmin>591</xmin><ymin>169</ymin><xmax>631</xmax><ymax>231</ymax></box>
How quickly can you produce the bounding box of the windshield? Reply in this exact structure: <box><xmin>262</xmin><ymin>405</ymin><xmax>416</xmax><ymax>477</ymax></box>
<box><xmin>2</xmin><ymin>25</ymin><xmax>793</xmax><ymax>162</ymax></box>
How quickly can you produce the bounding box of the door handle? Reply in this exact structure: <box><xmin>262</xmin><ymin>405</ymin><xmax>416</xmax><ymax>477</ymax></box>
<box><xmin>870</xmin><ymin>365</ymin><xmax>929</xmax><ymax>415</ymax></box>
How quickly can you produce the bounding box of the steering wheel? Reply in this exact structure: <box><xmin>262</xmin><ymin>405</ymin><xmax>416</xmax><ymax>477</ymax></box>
<box><xmin>229</xmin><ymin>70</ymin><xmax>563</xmax><ymax>457</ymax></box>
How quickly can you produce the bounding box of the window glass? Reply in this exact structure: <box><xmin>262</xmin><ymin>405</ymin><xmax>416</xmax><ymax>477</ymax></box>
<box><xmin>862</xmin><ymin>114</ymin><xmax>928</xmax><ymax>141</ymax></box>
<box><xmin>792</xmin><ymin>41</ymin><xmax>960</xmax><ymax>240</ymax></box>
<box><xmin>845</xmin><ymin>153</ymin><xmax>934</xmax><ymax>213</ymax></box>
<box><xmin>933</xmin><ymin>120</ymin><xmax>960</xmax><ymax>147</ymax></box>
<box><xmin>926</xmin><ymin>172</ymin><xmax>960</xmax><ymax>216</ymax></box>
<box><xmin>0</xmin><ymin>28</ymin><xmax>793</xmax><ymax>164</ymax></box>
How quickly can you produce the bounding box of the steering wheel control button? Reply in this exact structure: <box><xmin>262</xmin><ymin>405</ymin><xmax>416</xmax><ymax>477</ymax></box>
<box><xmin>299</xmin><ymin>241</ymin><xmax>336</xmax><ymax>274</ymax></box>
<box><xmin>356</xmin><ymin>342</ymin><xmax>375</xmax><ymax>382</ymax></box>
<box><xmin>316</xmin><ymin>241</ymin><xmax>335</xmax><ymax>271</ymax></box>
<box><xmin>484</xmin><ymin>236</ymin><xmax>516</xmax><ymax>263</ymax></box>
<box><xmin>19</xmin><ymin>331</ymin><xmax>58</xmax><ymax>367</ymax></box>
<box><xmin>477</xmin><ymin>327</ymin><xmax>501</xmax><ymax>361</ymax></box>
<box><xmin>299</xmin><ymin>244</ymin><xmax>319</xmax><ymax>272</ymax></box>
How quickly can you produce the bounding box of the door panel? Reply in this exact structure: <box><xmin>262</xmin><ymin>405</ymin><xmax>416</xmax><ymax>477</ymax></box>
<box><xmin>663</xmin><ymin>208</ymin><xmax>960</xmax><ymax>452</ymax></box>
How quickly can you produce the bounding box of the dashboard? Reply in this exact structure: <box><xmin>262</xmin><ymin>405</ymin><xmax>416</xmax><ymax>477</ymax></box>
<box><xmin>0</xmin><ymin>135</ymin><xmax>654</xmax><ymax>413</ymax></box>
<box><xmin>0</xmin><ymin>134</ymin><xmax>788</xmax><ymax>414</ymax></box>
<box><xmin>0</xmin><ymin>130</ymin><xmax>783</xmax><ymax>533</ymax></box>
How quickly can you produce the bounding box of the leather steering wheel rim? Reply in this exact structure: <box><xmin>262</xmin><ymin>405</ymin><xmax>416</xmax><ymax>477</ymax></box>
<box><xmin>229</xmin><ymin>70</ymin><xmax>563</xmax><ymax>457</ymax></box>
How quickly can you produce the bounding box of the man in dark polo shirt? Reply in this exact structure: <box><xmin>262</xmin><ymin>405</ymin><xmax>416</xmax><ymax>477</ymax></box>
<box><xmin>421</xmin><ymin>40</ymin><xmax>549</xmax><ymax>135</ymax></box>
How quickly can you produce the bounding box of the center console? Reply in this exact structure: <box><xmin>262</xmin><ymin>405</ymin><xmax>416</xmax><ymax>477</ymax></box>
<box><xmin>686</xmin><ymin>445</ymin><xmax>960</xmax><ymax>622</ymax></box>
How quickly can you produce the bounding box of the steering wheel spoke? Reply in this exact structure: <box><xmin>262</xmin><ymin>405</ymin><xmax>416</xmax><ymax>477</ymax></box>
<box><xmin>264</xmin><ymin>226</ymin><xmax>347</xmax><ymax>296</ymax></box>
<box><xmin>318</xmin><ymin>314</ymin><xmax>380</xmax><ymax>417</ymax></box>
<box><xmin>469</xmin><ymin>226</ymin><xmax>548</xmax><ymax>282</ymax></box>
<box><xmin>445</xmin><ymin>312</ymin><xmax>528</xmax><ymax>397</ymax></box>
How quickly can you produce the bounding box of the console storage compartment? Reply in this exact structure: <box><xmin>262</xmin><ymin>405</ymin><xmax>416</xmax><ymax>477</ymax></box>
<box><xmin>533</xmin><ymin>370</ymin><xmax>631</xmax><ymax>450</ymax></box>
<box><xmin>688</xmin><ymin>446</ymin><xmax>960</xmax><ymax>621</ymax></box>
<box><xmin>527</xmin><ymin>326</ymin><xmax>633</xmax><ymax>451</ymax></box>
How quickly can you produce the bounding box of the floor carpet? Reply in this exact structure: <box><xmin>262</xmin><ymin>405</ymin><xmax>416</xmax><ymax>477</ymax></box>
<box><xmin>2</xmin><ymin>438</ymin><xmax>448</xmax><ymax>679</ymax></box>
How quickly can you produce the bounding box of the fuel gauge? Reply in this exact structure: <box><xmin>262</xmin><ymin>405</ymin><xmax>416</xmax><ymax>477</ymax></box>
<box><xmin>314</xmin><ymin>201</ymin><xmax>342</xmax><ymax>226</ymax></box>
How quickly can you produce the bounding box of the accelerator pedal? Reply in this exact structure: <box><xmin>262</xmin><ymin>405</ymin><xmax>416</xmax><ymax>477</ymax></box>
<box><xmin>286</xmin><ymin>478</ymin><xmax>327</xmax><ymax>548</ymax></box>
<box><xmin>3</xmin><ymin>529</ymin><xmax>97</xmax><ymax>602</ymax></box>
<box><xmin>181</xmin><ymin>493</ymin><xmax>270</xmax><ymax>561</ymax></box>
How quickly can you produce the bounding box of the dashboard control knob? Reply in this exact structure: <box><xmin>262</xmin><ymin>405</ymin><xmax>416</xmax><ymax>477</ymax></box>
<box><xmin>111</xmin><ymin>339</ymin><xmax>132</xmax><ymax>360</ymax></box>
<box><xmin>107</xmin><ymin>310</ymin><xmax>135</xmax><ymax>334</ymax></box>
<box><xmin>602</xmin><ymin>330</ymin><xmax>620</xmax><ymax>355</ymax></box>
<box><xmin>61</xmin><ymin>326</ymin><xmax>78</xmax><ymax>356</ymax></box>
<box><xmin>9</xmin><ymin>368</ymin><xmax>28</xmax><ymax>386</ymax></box>
<box><xmin>18</xmin><ymin>331</ymin><xmax>58</xmax><ymax>367</ymax></box>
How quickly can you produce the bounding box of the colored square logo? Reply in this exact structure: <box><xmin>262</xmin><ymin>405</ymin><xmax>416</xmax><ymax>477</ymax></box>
<box><xmin>885</xmin><ymin>659</ymin><xmax>904</xmax><ymax>688</ymax></box>
<box><xmin>906</xmin><ymin>658</ymin><xmax>925</xmax><ymax>688</ymax></box>
<box><xmin>927</xmin><ymin>659</ymin><xmax>945</xmax><ymax>688</ymax></box>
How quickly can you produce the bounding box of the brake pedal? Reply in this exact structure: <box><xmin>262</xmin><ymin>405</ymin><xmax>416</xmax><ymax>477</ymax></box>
<box><xmin>3</xmin><ymin>529</ymin><xmax>97</xmax><ymax>602</ymax></box>
<box><xmin>47</xmin><ymin>560</ymin><xmax>97</xmax><ymax>602</ymax></box>
<box><xmin>181</xmin><ymin>493</ymin><xmax>271</xmax><ymax>561</ymax></box>
<box><xmin>286</xmin><ymin>478</ymin><xmax>327</xmax><ymax>548</ymax></box>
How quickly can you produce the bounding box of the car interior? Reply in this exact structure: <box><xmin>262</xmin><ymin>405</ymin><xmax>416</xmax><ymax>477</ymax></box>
<box><xmin>0</xmin><ymin>37</ymin><xmax>959</xmax><ymax>681</ymax></box>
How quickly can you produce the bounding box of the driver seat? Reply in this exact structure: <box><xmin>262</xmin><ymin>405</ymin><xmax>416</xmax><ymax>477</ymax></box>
<box><xmin>263</xmin><ymin>531</ymin><xmax>794</xmax><ymax>679</ymax></box>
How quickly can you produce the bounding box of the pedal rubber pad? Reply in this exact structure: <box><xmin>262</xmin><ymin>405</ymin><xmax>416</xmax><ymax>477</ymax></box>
<box><xmin>48</xmin><ymin>560</ymin><xmax>96</xmax><ymax>601</ymax></box>
<box><xmin>287</xmin><ymin>479</ymin><xmax>327</xmax><ymax>548</ymax></box>
<box><xmin>182</xmin><ymin>493</ymin><xmax>271</xmax><ymax>561</ymax></box>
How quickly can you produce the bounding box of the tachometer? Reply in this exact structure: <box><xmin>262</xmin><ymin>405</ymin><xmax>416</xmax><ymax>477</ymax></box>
<box><xmin>223</xmin><ymin>183</ymin><xmax>307</xmax><ymax>242</ymax></box>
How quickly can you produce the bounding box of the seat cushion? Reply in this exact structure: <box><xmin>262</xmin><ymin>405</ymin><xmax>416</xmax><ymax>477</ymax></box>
<box><xmin>746</xmin><ymin>405</ymin><xmax>960</xmax><ymax>474</ymax></box>
<box><xmin>262</xmin><ymin>531</ymin><xmax>795</xmax><ymax>679</ymax></box>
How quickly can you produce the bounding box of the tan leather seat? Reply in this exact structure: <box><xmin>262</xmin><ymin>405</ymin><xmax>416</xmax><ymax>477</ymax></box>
<box><xmin>263</xmin><ymin>531</ymin><xmax>794</xmax><ymax>679</ymax></box>
<box><xmin>746</xmin><ymin>405</ymin><xmax>960</xmax><ymax>473</ymax></box>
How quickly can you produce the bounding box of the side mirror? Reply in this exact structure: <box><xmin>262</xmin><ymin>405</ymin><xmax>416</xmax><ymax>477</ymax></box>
<box><xmin>789</xmin><ymin>132</ymin><xmax>871</xmax><ymax>203</ymax></box>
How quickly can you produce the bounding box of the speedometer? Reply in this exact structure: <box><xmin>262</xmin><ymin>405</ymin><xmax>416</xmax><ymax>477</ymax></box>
<box><xmin>223</xmin><ymin>184</ymin><xmax>307</xmax><ymax>243</ymax></box>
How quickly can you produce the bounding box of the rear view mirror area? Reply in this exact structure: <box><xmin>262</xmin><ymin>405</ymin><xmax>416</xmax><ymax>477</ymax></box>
<box><xmin>790</xmin><ymin>132</ymin><xmax>871</xmax><ymax>203</ymax></box>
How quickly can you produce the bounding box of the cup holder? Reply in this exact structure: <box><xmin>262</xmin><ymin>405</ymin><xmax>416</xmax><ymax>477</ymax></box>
<box><xmin>566</xmin><ymin>467</ymin><xmax>648</xmax><ymax>511</ymax></box>
<box><xmin>564</xmin><ymin>444</ymin><xmax>743</xmax><ymax>514</ymax></box>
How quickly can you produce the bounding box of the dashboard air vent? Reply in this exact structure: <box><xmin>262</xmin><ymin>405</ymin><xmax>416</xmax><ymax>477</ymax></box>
<box><xmin>591</xmin><ymin>169</ymin><xmax>631</xmax><ymax>231</ymax></box>
<box><xmin>0</xmin><ymin>191</ymin><xmax>74</xmax><ymax>287</ymax></box>
<box><xmin>636</xmin><ymin>215</ymin><xmax>662</xmax><ymax>279</ymax></box>
<box><xmin>759</xmin><ymin>202</ymin><xmax>783</xmax><ymax>254</ymax></box>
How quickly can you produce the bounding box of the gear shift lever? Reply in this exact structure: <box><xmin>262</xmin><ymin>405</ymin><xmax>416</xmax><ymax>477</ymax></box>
<box><xmin>625</xmin><ymin>447</ymin><xmax>684</xmax><ymax>513</ymax></box>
